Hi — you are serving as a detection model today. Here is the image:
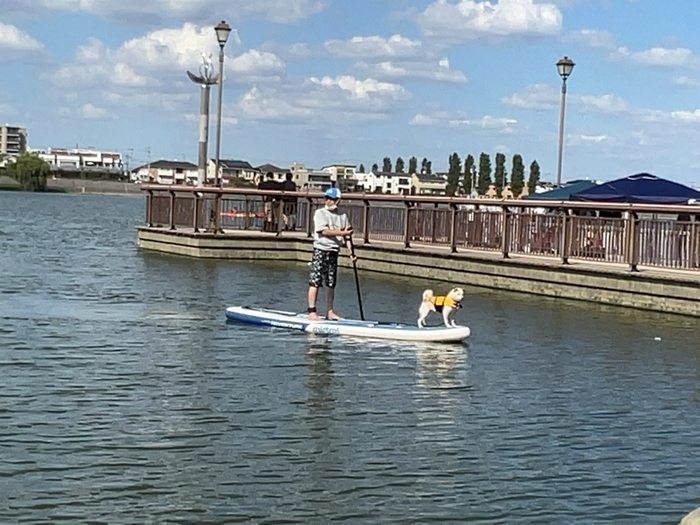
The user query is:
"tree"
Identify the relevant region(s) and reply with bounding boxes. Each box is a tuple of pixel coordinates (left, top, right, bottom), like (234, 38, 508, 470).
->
(358, 164, 365, 173)
(446, 152, 461, 196)
(395, 157, 405, 173)
(463, 154, 475, 195)
(408, 156, 418, 175)
(382, 157, 392, 172)
(510, 154, 525, 198)
(5, 151, 49, 191)
(421, 158, 432, 174)
(371, 163, 378, 172)
(494, 152, 507, 195)
(527, 160, 541, 195)
(477, 152, 492, 194)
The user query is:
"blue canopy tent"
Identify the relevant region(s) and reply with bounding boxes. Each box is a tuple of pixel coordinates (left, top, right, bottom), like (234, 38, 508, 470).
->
(569, 173, 700, 204)
(525, 180, 597, 200)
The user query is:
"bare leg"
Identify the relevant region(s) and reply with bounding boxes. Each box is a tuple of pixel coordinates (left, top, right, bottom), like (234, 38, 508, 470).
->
(326, 288, 342, 320)
(307, 286, 321, 320)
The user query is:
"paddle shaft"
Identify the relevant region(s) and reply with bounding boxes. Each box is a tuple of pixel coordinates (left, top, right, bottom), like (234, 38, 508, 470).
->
(348, 236, 365, 320)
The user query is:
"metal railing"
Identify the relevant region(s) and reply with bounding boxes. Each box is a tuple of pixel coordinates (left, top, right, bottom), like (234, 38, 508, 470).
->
(142, 185, 700, 272)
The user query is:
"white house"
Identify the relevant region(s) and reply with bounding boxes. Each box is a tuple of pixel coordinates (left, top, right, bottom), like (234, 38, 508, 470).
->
(362, 171, 412, 195)
(131, 160, 198, 185)
(207, 159, 259, 185)
(36, 147, 123, 173)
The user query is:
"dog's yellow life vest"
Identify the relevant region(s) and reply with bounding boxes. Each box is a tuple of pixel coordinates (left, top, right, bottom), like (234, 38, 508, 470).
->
(430, 295, 461, 312)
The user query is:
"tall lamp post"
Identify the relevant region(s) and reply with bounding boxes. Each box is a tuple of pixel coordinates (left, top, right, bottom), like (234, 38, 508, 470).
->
(214, 20, 231, 189)
(555, 56, 575, 187)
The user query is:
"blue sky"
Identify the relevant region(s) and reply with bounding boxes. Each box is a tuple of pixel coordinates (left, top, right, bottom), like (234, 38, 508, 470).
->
(3, 0, 700, 186)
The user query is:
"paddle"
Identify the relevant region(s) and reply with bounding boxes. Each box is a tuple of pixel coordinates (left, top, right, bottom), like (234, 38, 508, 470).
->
(347, 236, 365, 320)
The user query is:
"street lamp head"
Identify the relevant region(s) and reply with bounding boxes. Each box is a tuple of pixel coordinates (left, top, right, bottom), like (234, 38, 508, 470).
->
(215, 20, 232, 47)
(556, 56, 575, 80)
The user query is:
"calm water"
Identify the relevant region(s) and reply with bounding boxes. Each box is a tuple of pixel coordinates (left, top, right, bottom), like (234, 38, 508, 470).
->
(1, 191, 699, 524)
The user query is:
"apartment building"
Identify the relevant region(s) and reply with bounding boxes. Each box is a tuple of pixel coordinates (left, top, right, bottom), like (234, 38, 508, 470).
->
(0, 125, 27, 156)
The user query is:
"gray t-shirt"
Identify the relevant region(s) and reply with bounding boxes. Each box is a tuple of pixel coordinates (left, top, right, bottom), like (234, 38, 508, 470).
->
(313, 207, 350, 251)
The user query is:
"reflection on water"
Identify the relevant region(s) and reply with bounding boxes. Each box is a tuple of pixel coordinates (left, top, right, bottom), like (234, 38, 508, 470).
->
(2, 192, 700, 523)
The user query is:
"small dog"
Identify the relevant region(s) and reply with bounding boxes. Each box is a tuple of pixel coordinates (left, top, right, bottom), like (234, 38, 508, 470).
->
(417, 288, 464, 328)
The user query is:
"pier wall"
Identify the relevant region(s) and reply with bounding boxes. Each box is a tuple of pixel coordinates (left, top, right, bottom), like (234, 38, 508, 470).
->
(137, 227, 700, 318)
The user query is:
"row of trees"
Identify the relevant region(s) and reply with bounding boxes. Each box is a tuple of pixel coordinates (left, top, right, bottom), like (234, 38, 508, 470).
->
(2, 151, 49, 191)
(446, 152, 541, 197)
(358, 157, 433, 176)
(359, 153, 541, 197)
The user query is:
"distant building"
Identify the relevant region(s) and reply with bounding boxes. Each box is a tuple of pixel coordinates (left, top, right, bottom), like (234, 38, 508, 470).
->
(256, 163, 287, 184)
(132, 160, 197, 185)
(290, 162, 310, 189)
(362, 171, 412, 195)
(209, 159, 259, 185)
(36, 147, 123, 174)
(411, 173, 447, 195)
(0, 125, 27, 156)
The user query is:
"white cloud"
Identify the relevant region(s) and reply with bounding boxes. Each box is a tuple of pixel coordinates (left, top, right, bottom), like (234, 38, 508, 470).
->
(324, 34, 467, 83)
(578, 94, 627, 114)
(504, 84, 627, 114)
(502, 83, 558, 109)
(670, 109, 700, 123)
(236, 76, 409, 124)
(564, 29, 616, 50)
(0, 21, 43, 61)
(50, 23, 287, 117)
(229, 49, 285, 80)
(410, 111, 517, 132)
(324, 35, 423, 60)
(359, 58, 468, 83)
(613, 46, 694, 67)
(572, 134, 609, 143)
(0, 103, 18, 115)
(674, 76, 697, 87)
(418, 0, 562, 41)
(5, 0, 327, 24)
(80, 103, 106, 118)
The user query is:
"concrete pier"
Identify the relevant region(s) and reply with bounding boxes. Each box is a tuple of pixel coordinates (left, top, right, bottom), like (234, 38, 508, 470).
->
(137, 227, 700, 318)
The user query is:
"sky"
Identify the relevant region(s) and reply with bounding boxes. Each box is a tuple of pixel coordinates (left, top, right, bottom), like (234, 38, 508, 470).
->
(3, 0, 700, 186)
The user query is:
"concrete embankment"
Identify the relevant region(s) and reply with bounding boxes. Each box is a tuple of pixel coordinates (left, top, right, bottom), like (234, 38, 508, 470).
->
(47, 179, 142, 194)
(137, 227, 700, 318)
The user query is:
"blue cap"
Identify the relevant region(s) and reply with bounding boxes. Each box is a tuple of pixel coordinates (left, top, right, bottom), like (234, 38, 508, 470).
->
(324, 188, 342, 200)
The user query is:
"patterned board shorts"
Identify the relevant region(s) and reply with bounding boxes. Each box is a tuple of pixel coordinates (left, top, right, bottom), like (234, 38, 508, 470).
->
(309, 249, 339, 288)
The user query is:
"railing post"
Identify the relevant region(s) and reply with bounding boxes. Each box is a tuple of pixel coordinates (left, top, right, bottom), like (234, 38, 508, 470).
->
(146, 190, 154, 227)
(627, 211, 640, 272)
(193, 192, 201, 232)
(501, 205, 510, 259)
(244, 196, 250, 230)
(431, 202, 438, 244)
(169, 190, 176, 231)
(403, 201, 412, 248)
(214, 192, 223, 234)
(560, 209, 571, 264)
(306, 197, 314, 238)
(690, 215, 698, 269)
(363, 199, 370, 244)
(450, 203, 458, 253)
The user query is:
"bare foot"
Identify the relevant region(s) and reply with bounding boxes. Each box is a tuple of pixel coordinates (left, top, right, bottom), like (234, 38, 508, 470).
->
(327, 311, 343, 321)
(308, 312, 321, 321)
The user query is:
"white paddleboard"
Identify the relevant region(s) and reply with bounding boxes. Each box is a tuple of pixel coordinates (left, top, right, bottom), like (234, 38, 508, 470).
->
(225, 306, 470, 343)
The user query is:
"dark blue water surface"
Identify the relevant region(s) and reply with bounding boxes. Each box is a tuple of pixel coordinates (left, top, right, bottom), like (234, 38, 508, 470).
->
(1, 191, 699, 524)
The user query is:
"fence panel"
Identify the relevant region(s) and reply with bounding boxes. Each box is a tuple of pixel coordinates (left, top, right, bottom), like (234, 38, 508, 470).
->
(569, 217, 626, 263)
(507, 212, 562, 257)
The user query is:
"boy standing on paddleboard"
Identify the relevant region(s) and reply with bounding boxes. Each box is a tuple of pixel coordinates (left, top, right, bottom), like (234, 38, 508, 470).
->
(307, 188, 357, 321)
